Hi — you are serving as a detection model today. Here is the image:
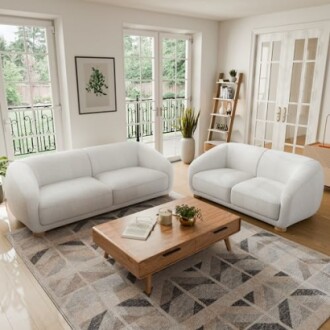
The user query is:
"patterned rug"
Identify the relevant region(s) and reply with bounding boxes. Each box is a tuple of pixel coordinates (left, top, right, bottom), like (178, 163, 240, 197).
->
(7, 195, 330, 330)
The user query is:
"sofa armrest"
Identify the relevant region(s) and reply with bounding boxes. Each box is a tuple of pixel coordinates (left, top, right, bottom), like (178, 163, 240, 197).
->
(4, 161, 40, 231)
(278, 160, 323, 228)
(188, 144, 227, 190)
(137, 143, 173, 192)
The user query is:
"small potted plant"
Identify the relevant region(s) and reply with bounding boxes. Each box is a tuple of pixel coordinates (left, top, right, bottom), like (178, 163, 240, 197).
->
(0, 156, 9, 204)
(175, 204, 203, 226)
(229, 69, 237, 82)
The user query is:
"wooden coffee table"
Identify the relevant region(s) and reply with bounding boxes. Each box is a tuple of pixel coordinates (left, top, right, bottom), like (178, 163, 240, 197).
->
(93, 197, 240, 295)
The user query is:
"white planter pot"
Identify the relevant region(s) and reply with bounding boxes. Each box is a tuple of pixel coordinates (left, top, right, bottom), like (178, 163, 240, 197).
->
(181, 138, 195, 164)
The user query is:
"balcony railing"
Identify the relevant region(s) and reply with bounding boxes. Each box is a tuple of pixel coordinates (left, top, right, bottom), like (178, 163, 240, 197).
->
(126, 97, 186, 141)
(8, 104, 56, 156)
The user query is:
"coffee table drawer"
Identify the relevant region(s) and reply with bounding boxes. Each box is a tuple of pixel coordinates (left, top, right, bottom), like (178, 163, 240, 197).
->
(138, 240, 195, 278)
(195, 219, 240, 251)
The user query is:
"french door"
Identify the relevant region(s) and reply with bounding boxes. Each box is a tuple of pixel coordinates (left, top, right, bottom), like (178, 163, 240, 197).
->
(0, 17, 62, 159)
(251, 27, 329, 154)
(124, 30, 192, 160)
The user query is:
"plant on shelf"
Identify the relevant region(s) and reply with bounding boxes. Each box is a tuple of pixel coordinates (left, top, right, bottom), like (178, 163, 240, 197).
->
(175, 204, 203, 226)
(0, 156, 9, 204)
(178, 108, 200, 165)
(229, 69, 237, 82)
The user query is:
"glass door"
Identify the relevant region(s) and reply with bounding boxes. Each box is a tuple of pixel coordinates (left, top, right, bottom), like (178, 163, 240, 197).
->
(0, 19, 61, 159)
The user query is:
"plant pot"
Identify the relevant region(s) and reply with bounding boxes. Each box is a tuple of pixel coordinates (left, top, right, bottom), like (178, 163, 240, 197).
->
(179, 216, 196, 227)
(181, 137, 195, 164)
(230, 76, 237, 82)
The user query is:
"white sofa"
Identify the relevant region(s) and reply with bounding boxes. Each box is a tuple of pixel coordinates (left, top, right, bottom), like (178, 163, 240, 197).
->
(5, 141, 173, 234)
(189, 143, 324, 231)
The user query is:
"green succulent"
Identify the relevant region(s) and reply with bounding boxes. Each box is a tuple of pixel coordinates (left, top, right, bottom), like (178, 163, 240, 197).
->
(175, 204, 203, 221)
(229, 69, 237, 77)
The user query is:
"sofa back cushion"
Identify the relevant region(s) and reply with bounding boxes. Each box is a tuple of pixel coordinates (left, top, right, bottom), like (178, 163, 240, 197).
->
(226, 143, 266, 176)
(23, 150, 92, 187)
(85, 142, 139, 176)
(257, 149, 311, 184)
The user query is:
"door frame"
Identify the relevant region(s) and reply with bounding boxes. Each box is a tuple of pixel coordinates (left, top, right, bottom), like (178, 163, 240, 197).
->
(248, 20, 330, 147)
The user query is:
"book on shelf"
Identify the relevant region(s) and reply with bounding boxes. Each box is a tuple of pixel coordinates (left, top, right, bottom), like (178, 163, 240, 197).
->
(121, 216, 157, 240)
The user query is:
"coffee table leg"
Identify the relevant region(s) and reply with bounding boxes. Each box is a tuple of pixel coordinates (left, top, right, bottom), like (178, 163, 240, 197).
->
(144, 274, 153, 296)
(224, 237, 231, 251)
(104, 251, 109, 259)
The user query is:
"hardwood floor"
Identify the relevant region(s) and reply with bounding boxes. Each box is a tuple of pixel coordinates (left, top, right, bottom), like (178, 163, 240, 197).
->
(0, 161, 329, 329)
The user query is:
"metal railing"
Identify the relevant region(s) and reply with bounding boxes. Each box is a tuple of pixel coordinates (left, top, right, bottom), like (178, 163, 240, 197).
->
(126, 97, 186, 141)
(8, 104, 56, 156)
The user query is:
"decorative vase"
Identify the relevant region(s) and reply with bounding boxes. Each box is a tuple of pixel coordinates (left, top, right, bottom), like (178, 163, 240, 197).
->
(181, 138, 195, 164)
(179, 216, 196, 227)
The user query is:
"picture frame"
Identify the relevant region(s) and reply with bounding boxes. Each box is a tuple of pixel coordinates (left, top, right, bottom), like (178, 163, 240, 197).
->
(75, 56, 117, 114)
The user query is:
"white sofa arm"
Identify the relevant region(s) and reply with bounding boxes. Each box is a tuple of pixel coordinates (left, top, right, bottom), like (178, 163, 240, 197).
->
(188, 144, 227, 190)
(278, 160, 323, 228)
(4, 161, 40, 232)
(137, 143, 173, 192)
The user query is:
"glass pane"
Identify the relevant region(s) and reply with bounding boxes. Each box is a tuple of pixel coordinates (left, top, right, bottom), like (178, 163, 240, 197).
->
(176, 59, 186, 79)
(294, 39, 305, 60)
(141, 58, 152, 81)
(0, 25, 25, 52)
(261, 42, 270, 62)
(272, 41, 281, 61)
(36, 108, 55, 134)
(287, 104, 297, 124)
(124, 57, 140, 80)
(141, 36, 153, 57)
(163, 38, 175, 57)
(296, 127, 307, 146)
(285, 125, 296, 144)
(177, 39, 186, 58)
(126, 35, 140, 56)
(176, 81, 186, 98)
(290, 63, 302, 102)
(269, 63, 279, 101)
(265, 122, 273, 140)
(162, 59, 175, 80)
(302, 62, 315, 103)
(307, 38, 318, 60)
(255, 121, 265, 140)
(32, 84, 52, 106)
(25, 27, 47, 53)
(140, 81, 153, 100)
(299, 105, 309, 125)
(266, 103, 275, 121)
(162, 81, 175, 99)
(258, 63, 269, 100)
(125, 81, 140, 100)
(1, 53, 28, 82)
(256, 102, 266, 120)
(5, 83, 31, 107)
(29, 54, 50, 82)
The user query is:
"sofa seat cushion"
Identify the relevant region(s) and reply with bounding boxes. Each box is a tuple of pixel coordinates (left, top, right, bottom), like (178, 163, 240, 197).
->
(95, 167, 168, 205)
(192, 168, 254, 203)
(39, 177, 112, 225)
(231, 177, 285, 220)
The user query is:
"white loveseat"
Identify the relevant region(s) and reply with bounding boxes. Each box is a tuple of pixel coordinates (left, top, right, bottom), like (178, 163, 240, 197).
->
(189, 143, 323, 231)
(5, 141, 173, 234)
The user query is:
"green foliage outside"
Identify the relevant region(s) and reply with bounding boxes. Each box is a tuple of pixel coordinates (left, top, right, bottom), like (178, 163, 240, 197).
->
(0, 26, 49, 106)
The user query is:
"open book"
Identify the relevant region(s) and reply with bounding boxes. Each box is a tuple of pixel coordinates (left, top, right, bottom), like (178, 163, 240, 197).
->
(121, 216, 157, 240)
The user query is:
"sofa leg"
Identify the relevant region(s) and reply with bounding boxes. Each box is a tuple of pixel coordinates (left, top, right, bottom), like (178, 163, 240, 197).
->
(33, 232, 45, 238)
(274, 226, 287, 232)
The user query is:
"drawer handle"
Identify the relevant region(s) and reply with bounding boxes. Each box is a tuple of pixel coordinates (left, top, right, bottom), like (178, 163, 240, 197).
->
(213, 226, 228, 234)
(163, 247, 181, 257)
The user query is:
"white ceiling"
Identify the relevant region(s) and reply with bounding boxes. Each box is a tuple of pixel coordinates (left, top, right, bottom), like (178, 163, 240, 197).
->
(84, 0, 330, 20)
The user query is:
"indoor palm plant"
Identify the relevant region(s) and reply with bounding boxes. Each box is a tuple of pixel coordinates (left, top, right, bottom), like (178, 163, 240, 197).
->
(178, 108, 200, 164)
(0, 156, 9, 204)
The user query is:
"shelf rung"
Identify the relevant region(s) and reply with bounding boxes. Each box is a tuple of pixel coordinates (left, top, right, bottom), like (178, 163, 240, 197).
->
(208, 128, 228, 133)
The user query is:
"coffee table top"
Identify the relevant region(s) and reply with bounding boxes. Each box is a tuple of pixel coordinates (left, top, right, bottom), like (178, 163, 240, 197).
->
(93, 197, 240, 263)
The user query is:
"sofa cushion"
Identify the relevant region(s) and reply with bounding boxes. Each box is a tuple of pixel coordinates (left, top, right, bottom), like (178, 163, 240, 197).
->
(96, 167, 168, 205)
(85, 142, 139, 176)
(231, 177, 285, 220)
(23, 150, 92, 187)
(39, 177, 112, 225)
(192, 168, 254, 203)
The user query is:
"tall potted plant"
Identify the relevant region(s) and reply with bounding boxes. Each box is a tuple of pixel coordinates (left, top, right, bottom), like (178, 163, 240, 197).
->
(0, 156, 8, 204)
(178, 108, 200, 164)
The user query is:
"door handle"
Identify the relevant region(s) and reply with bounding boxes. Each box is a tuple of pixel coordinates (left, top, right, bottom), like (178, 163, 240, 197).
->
(276, 107, 281, 122)
(282, 107, 287, 122)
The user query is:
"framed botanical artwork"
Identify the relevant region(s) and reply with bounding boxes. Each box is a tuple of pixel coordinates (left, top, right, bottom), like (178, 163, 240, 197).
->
(75, 56, 117, 114)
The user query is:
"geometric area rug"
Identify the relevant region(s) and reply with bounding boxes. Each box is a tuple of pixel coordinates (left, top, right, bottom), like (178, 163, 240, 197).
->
(7, 195, 330, 330)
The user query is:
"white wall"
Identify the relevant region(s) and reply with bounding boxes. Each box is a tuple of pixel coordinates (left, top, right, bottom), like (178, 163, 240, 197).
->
(0, 0, 219, 155)
(218, 5, 330, 145)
